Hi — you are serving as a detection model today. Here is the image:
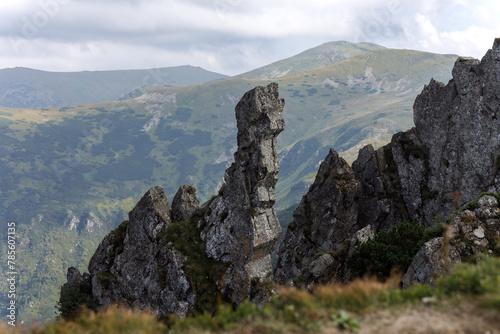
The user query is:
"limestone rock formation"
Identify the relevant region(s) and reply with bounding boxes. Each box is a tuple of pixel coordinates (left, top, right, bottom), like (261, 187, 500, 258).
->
(274, 149, 361, 285)
(403, 194, 500, 288)
(200, 82, 284, 303)
(171, 185, 200, 222)
(275, 39, 500, 286)
(88, 186, 194, 317)
(61, 83, 284, 317)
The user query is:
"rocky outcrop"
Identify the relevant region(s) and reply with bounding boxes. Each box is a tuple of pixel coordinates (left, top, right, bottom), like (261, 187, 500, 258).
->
(352, 144, 408, 231)
(171, 184, 200, 222)
(274, 149, 360, 285)
(397, 38, 500, 225)
(61, 83, 284, 317)
(401, 237, 460, 288)
(88, 186, 194, 317)
(200, 83, 284, 303)
(275, 39, 500, 286)
(403, 194, 500, 288)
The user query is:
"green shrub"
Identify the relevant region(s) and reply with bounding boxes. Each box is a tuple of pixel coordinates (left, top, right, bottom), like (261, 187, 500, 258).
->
(57, 280, 96, 319)
(346, 219, 444, 281)
(164, 217, 230, 315)
(331, 310, 361, 332)
(437, 255, 500, 297)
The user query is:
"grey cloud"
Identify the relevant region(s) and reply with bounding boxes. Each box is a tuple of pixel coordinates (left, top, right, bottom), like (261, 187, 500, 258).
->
(1, 0, 499, 74)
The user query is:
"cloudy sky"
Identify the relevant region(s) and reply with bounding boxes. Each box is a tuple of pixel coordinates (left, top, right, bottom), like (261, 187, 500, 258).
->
(1, 0, 499, 75)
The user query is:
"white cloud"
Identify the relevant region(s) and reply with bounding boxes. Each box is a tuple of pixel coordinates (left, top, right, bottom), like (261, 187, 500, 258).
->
(0, 0, 499, 74)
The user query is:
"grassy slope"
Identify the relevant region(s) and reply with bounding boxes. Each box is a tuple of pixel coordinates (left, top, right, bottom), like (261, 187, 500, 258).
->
(5, 256, 499, 333)
(237, 41, 386, 79)
(0, 46, 457, 323)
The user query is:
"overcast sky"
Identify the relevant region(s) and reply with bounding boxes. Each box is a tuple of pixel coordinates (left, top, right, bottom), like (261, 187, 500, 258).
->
(1, 0, 499, 75)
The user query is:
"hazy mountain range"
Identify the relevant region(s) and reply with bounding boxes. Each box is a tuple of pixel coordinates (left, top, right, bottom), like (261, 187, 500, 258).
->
(0, 66, 228, 108)
(0, 41, 457, 322)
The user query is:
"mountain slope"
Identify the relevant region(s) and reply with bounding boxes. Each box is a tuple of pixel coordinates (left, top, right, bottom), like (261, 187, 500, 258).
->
(0, 44, 457, 322)
(237, 41, 385, 79)
(0, 66, 228, 108)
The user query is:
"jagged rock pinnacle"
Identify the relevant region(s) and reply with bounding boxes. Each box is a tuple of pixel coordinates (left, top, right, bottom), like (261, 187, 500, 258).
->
(275, 38, 500, 286)
(201, 82, 285, 303)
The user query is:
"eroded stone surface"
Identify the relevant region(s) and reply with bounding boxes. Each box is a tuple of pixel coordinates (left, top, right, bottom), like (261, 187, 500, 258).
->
(201, 83, 284, 303)
(402, 237, 460, 288)
(88, 186, 194, 317)
(274, 149, 360, 285)
(171, 185, 200, 222)
(403, 194, 500, 287)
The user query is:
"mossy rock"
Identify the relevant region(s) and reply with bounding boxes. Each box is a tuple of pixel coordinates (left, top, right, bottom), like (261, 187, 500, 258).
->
(164, 217, 230, 315)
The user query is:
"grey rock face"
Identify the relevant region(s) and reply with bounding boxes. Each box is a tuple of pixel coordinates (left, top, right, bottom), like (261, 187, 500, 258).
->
(88, 186, 194, 317)
(352, 144, 407, 231)
(274, 149, 360, 285)
(171, 185, 200, 222)
(201, 82, 284, 303)
(403, 194, 500, 288)
(357, 38, 500, 228)
(65, 267, 85, 287)
(405, 39, 500, 225)
(275, 39, 500, 286)
(402, 237, 460, 288)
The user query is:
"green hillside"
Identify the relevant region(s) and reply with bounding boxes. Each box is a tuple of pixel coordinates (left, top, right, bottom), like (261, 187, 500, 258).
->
(0, 66, 228, 108)
(0, 44, 457, 323)
(237, 41, 385, 79)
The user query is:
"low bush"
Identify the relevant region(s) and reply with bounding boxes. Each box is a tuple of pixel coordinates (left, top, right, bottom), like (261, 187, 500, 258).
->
(346, 219, 445, 281)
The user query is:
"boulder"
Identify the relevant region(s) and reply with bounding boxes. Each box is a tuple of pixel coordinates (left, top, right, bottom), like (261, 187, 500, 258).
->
(402, 237, 460, 288)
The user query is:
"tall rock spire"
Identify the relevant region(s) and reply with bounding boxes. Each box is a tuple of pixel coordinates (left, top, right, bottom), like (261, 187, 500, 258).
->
(201, 82, 285, 304)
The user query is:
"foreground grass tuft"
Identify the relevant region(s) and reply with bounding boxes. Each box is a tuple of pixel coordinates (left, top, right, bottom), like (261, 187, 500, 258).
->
(3, 257, 498, 334)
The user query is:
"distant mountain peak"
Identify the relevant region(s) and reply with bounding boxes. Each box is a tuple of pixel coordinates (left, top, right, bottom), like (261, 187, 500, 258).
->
(237, 41, 385, 80)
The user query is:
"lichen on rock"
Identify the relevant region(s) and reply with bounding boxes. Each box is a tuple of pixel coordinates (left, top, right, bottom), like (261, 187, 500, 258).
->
(403, 193, 500, 288)
(200, 82, 285, 304)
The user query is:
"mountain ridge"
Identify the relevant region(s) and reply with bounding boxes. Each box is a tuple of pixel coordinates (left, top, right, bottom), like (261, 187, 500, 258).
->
(0, 65, 228, 108)
(237, 41, 386, 79)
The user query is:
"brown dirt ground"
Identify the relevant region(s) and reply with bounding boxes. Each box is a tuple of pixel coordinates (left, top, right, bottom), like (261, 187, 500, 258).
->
(322, 302, 500, 334)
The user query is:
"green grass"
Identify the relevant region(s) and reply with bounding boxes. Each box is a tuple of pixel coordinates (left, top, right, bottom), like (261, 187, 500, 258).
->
(15, 256, 499, 334)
